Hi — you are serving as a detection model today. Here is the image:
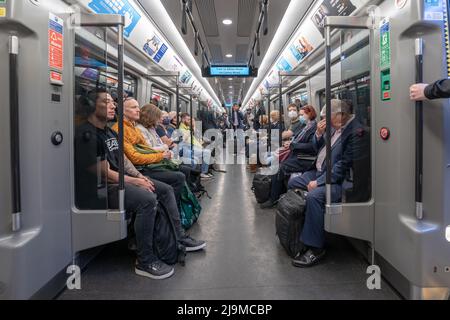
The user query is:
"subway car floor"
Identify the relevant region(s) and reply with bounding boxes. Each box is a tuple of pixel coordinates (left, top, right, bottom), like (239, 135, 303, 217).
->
(58, 164, 400, 300)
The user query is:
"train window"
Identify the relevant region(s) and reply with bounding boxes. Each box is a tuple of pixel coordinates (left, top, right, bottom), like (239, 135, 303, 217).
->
(151, 85, 171, 111)
(73, 29, 115, 210)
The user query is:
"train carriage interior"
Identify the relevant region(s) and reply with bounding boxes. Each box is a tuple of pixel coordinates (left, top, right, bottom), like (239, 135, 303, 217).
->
(1, 0, 450, 303)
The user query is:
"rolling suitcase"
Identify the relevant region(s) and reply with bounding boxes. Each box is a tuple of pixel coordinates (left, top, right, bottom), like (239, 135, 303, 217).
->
(275, 189, 307, 258)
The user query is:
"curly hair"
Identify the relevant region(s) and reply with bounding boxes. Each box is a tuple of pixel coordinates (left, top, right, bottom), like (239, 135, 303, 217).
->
(139, 103, 161, 128)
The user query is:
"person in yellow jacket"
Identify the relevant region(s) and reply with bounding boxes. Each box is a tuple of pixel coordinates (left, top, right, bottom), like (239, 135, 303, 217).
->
(112, 98, 187, 206)
(178, 113, 213, 179)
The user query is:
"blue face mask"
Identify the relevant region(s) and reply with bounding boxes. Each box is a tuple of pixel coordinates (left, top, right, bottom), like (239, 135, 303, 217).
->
(299, 115, 307, 124)
(162, 118, 170, 125)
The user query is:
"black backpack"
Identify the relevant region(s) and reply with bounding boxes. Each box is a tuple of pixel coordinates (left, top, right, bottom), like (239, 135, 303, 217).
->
(251, 174, 272, 203)
(153, 202, 186, 266)
(275, 189, 307, 258)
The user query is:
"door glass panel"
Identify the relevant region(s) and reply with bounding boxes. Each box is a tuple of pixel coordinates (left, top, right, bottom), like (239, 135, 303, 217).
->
(337, 29, 372, 204)
(73, 28, 113, 210)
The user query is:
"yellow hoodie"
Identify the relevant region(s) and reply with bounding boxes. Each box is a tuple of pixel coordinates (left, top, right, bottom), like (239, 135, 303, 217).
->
(112, 119, 164, 165)
(179, 122, 202, 147)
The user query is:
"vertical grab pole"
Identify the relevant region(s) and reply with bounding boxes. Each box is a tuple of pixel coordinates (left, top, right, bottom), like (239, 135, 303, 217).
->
(117, 23, 125, 213)
(267, 94, 271, 152)
(190, 94, 194, 166)
(9, 36, 21, 232)
(176, 73, 180, 127)
(415, 38, 424, 220)
(279, 74, 283, 148)
(325, 25, 332, 206)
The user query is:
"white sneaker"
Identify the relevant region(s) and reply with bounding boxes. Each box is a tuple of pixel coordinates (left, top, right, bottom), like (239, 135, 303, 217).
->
(200, 173, 213, 179)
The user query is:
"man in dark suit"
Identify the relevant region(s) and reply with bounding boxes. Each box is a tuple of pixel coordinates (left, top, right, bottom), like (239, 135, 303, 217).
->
(288, 99, 369, 267)
(230, 104, 244, 130)
(253, 101, 266, 130)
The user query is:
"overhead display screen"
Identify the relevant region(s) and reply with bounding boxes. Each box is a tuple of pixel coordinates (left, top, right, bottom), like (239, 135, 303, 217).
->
(203, 65, 258, 78)
(210, 66, 250, 76)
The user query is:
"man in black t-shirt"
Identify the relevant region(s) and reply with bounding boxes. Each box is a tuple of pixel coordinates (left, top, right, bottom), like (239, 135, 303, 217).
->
(75, 89, 205, 280)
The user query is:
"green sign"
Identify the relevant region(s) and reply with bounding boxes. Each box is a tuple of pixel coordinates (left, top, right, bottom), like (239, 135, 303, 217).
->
(0, 0, 6, 4)
(380, 18, 391, 70)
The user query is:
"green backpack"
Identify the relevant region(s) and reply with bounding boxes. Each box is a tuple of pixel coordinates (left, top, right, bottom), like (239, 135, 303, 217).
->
(180, 182, 202, 230)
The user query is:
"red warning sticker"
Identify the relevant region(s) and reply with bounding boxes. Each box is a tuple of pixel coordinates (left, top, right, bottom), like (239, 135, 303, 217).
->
(50, 71, 62, 82)
(49, 13, 63, 70)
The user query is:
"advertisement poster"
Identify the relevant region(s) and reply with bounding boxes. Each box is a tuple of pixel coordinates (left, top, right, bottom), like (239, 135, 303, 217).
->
(143, 34, 162, 58)
(88, 0, 141, 37)
(277, 57, 293, 72)
(311, 0, 357, 36)
(154, 43, 168, 63)
(289, 36, 314, 62)
(180, 70, 193, 84)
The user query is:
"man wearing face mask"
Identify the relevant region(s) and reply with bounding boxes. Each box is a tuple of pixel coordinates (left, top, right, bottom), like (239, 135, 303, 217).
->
(282, 104, 306, 140)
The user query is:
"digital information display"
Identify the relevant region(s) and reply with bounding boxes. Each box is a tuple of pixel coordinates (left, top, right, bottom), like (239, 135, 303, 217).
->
(210, 66, 250, 76)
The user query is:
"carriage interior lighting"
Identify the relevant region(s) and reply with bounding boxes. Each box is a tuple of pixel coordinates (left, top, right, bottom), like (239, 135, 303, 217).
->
(446, 226, 450, 242)
(222, 19, 233, 25)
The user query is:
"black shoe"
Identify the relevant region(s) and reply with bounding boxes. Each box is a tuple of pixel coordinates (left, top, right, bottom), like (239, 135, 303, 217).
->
(135, 260, 174, 280)
(260, 199, 276, 209)
(179, 236, 206, 252)
(292, 248, 326, 268)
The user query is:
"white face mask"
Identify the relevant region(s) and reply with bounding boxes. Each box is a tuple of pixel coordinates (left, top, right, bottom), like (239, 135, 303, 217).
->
(288, 111, 298, 119)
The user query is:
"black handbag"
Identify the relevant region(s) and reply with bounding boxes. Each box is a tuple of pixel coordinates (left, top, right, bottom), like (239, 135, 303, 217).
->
(251, 174, 272, 203)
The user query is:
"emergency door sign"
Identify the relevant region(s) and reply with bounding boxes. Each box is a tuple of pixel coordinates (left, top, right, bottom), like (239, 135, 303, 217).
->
(49, 13, 63, 70)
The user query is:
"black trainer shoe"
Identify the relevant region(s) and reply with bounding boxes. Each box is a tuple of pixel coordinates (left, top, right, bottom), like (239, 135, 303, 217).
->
(260, 199, 276, 209)
(135, 260, 174, 280)
(292, 248, 326, 268)
(179, 236, 206, 252)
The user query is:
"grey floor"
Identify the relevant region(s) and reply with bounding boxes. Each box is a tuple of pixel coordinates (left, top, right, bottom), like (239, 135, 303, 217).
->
(59, 164, 399, 300)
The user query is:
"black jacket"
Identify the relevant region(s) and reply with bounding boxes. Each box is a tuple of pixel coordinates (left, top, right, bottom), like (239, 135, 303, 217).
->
(425, 79, 450, 99)
(290, 121, 317, 156)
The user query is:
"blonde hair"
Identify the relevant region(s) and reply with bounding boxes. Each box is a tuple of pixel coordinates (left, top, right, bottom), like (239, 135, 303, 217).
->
(139, 104, 161, 128)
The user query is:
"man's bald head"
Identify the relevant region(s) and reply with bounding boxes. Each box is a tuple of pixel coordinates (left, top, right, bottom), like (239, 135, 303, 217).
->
(124, 98, 141, 122)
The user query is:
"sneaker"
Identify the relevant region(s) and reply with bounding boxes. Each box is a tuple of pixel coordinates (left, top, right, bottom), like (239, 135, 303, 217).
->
(179, 236, 206, 252)
(260, 199, 276, 209)
(200, 173, 214, 180)
(135, 260, 174, 280)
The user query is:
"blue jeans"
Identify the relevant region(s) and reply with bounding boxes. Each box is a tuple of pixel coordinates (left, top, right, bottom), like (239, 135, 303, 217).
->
(288, 170, 342, 248)
(180, 143, 212, 174)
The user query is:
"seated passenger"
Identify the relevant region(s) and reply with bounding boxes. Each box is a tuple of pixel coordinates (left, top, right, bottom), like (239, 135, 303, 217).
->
(282, 104, 306, 140)
(166, 111, 178, 138)
(75, 89, 204, 280)
(288, 99, 368, 267)
(136, 106, 171, 152)
(156, 111, 176, 148)
(112, 98, 186, 207)
(260, 105, 318, 208)
(178, 112, 213, 179)
(269, 110, 284, 131)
